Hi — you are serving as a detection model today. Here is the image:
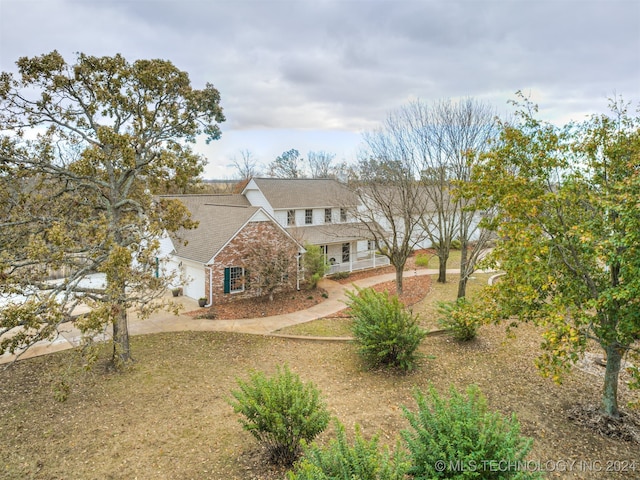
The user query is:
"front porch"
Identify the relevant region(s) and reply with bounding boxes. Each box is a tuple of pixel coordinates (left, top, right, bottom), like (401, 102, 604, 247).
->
(289, 224, 390, 277)
(327, 249, 390, 275)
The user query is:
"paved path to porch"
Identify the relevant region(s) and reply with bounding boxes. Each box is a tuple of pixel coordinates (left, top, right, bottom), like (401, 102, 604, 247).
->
(1, 268, 463, 365)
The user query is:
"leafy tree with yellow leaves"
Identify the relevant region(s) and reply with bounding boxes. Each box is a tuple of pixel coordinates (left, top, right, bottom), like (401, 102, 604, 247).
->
(468, 94, 640, 418)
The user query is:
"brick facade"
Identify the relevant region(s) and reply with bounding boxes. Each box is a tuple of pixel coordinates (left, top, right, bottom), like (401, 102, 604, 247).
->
(205, 221, 300, 304)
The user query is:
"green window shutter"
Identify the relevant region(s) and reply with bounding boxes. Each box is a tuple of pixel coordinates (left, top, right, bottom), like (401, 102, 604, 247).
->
(223, 267, 230, 294)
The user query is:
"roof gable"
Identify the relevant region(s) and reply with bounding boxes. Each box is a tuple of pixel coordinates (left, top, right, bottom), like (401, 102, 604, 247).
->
(160, 195, 256, 263)
(160, 194, 302, 264)
(245, 177, 357, 209)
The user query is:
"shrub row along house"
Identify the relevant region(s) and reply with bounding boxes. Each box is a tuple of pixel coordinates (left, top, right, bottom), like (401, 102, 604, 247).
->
(159, 178, 389, 304)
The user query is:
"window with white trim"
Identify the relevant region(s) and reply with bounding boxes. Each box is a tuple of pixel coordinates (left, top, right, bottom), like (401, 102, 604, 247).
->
(305, 209, 313, 225)
(229, 266, 244, 293)
(324, 208, 332, 223)
(287, 209, 295, 226)
(340, 208, 347, 222)
(342, 243, 350, 263)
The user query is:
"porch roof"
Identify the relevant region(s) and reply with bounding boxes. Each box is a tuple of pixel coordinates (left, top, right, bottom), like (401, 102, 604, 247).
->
(288, 223, 376, 245)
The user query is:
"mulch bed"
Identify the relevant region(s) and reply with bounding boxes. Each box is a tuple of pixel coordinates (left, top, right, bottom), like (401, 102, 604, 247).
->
(567, 404, 640, 444)
(185, 268, 432, 321)
(185, 287, 329, 320)
(331, 274, 432, 318)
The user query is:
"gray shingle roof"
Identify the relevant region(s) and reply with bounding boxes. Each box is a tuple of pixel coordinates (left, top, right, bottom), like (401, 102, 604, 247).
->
(288, 223, 377, 245)
(250, 178, 357, 209)
(160, 195, 259, 263)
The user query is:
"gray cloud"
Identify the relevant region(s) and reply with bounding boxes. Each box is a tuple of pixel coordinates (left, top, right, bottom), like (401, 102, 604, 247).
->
(1, 0, 639, 174)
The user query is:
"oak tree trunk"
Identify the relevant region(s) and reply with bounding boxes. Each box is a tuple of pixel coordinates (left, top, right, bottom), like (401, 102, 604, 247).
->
(111, 301, 132, 367)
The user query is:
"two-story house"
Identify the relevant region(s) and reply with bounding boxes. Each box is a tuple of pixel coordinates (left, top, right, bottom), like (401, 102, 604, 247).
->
(242, 178, 389, 274)
(158, 193, 304, 305)
(158, 178, 390, 303)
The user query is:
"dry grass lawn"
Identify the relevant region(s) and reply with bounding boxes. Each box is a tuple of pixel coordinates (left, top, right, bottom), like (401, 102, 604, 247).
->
(1, 272, 639, 479)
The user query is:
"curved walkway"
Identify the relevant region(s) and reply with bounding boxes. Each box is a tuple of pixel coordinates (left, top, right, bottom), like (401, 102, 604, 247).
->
(0, 268, 462, 365)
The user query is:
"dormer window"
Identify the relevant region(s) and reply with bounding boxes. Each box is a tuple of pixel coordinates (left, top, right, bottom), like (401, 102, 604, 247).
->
(305, 209, 313, 225)
(324, 208, 332, 223)
(287, 209, 295, 226)
(340, 208, 347, 222)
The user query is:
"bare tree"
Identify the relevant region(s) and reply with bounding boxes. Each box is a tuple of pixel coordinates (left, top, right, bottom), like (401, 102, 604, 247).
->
(231, 149, 261, 180)
(308, 151, 336, 178)
(348, 110, 429, 295)
(406, 98, 498, 295)
(243, 236, 299, 302)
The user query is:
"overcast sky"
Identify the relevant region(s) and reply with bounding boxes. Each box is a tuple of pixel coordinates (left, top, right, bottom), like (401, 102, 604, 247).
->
(1, 0, 639, 178)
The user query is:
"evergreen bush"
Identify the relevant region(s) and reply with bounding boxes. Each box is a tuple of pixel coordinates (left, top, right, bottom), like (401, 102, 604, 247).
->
(303, 244, 330, 289)
(437, 298, 482, 341)
(402, 385, 539, 479)
(228, 364, 330, 466)
(347, 287, 426, 372)
(414, 253, 431, 267)
(287, 421, 408, 480)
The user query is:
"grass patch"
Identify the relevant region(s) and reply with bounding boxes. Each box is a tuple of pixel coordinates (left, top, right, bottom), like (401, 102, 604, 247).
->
(412, 273, 491, 330)
(418, 249, 462, 269)
(2, 271, 637, 480)
(277, 273, 492, 337)
(275, 318, 354, 337)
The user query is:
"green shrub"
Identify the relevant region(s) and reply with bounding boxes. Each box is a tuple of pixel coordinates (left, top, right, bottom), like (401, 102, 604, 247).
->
(437, 298, 482, 341)
(402, 385, 539, 479)
(303, 244, 330, 289)
(287, 421, 408, 480)
(329, 271, 350, 280)
(346, 287, 426, 372)
(415, 253, 432, 267)
(309, 272, 322, 289)
(228, 364, 330, 466)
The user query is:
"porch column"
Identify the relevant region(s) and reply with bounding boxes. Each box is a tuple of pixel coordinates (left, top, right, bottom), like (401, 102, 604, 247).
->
(349, 242, 353, 272)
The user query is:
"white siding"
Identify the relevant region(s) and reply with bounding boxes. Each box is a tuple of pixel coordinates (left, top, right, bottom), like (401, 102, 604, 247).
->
(157, 231, 176, 259)
(356, 240, 369, 253)
(312, 208, 323, 225)
(252, 210, 270, 222)
(274, 209, 288, 227)
(326, 244, 347, 265)
(158, 231, 181, 287)
(159, 250, 205, 299)
(182, 259, 206, 300)
(244, 183, 273, 215)
(162, 257, 182, 288)
(278, 209, 304, 227)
